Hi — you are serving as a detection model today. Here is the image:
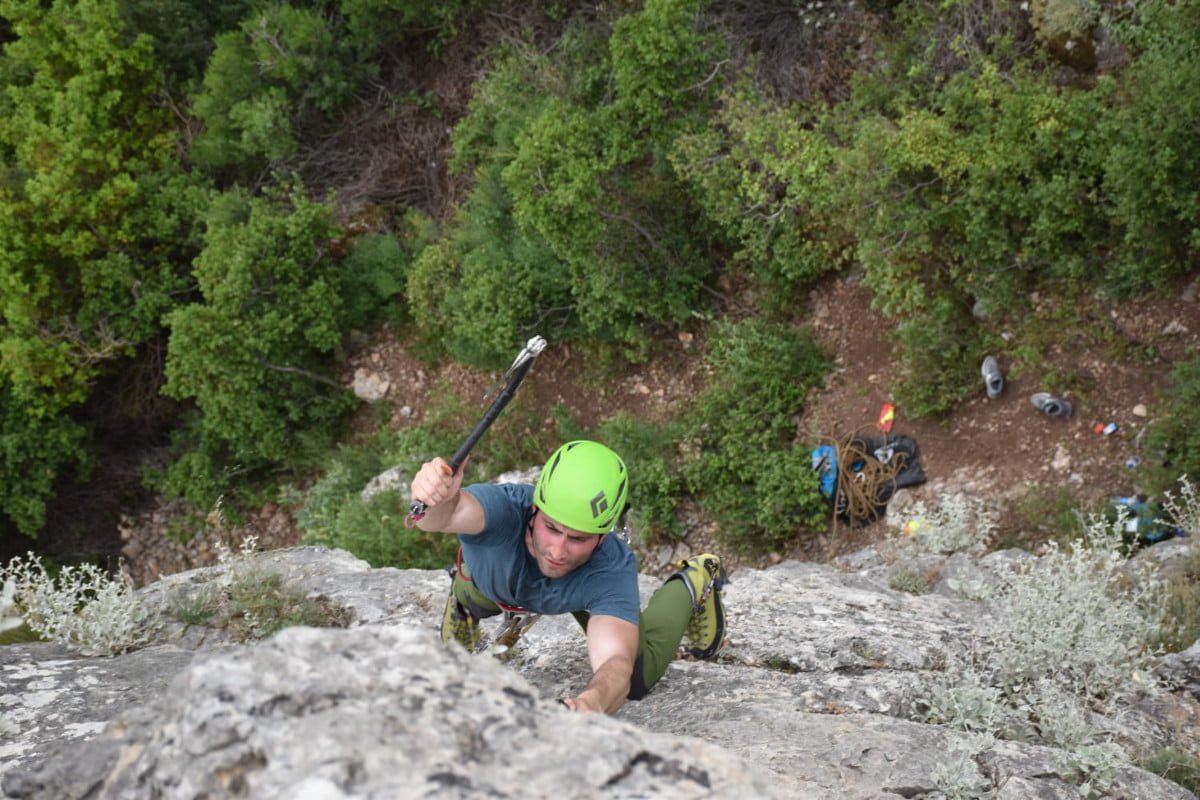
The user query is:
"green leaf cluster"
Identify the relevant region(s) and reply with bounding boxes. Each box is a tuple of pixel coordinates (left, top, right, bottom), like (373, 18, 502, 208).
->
(417, 0, 726, 366)
(1143, 354, 1200, 498)
(681, 318, 832, 551)
(157, 184, 360, 507)
(0, 0, 205, 533)
(672, 80, 852, 302)
(191, 4, 366, 175)
(4, 0, 1200, 558)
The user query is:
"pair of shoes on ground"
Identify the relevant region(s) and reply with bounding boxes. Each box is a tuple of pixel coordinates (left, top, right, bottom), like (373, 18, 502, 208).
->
(982, 356, 1071, 418)
(670, 553, 728, 660)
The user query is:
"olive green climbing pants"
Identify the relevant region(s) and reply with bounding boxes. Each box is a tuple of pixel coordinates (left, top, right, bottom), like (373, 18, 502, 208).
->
(448, 560, 693, 701)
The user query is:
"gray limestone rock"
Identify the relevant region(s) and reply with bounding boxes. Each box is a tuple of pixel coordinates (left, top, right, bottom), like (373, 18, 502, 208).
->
(2, 544, 1197, 800)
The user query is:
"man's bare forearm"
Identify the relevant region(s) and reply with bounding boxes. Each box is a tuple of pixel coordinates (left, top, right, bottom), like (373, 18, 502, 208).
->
(575, 655, 633, 714)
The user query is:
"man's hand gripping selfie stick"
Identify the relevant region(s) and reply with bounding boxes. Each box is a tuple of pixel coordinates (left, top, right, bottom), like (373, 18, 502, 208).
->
(406, 336, 547, 525)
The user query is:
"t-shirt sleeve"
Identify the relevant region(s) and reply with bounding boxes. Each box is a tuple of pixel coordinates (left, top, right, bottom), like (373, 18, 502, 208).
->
(586, 540, 641, 625)
(461, 483, 530, 547)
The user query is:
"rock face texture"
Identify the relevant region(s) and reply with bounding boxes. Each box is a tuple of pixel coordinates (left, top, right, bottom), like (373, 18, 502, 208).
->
(2, 545, 1197, 799)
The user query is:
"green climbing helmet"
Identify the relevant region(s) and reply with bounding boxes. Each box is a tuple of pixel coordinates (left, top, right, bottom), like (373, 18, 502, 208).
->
(533, 440, 628, 534)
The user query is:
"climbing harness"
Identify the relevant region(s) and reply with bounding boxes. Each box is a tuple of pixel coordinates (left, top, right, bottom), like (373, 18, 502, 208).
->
(448, 546, 542, 658)
(489, 611, 542, 659)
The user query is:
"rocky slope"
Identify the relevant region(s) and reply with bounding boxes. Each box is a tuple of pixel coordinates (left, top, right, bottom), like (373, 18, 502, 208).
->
(2, 541, 1197, 799)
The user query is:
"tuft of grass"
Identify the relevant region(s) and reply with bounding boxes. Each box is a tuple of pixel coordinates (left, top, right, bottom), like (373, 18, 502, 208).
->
(170, 569, 348, 642)
(1139, 748, 1200, 795)
(994, 484, 1088, 552)
(1151, 542, 1200, 654)
(890, 567, 933, 595)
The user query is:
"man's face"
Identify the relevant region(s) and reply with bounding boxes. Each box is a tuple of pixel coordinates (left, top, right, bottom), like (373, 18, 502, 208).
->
(525, 510, 603, 579)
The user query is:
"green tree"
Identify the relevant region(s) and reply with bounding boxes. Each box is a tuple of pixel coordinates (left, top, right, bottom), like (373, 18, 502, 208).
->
(498, 0, 724, 358)
(190, 3, 366, 177)
(1100, 0, 1200, 292)
(338, 0, 475, 57)
(0, 0, 204, 534)
(682, 318, 831, 552)
(672, 79, 852, 301)
(407, 167, 571, 369)
(160, 184, 357, 507)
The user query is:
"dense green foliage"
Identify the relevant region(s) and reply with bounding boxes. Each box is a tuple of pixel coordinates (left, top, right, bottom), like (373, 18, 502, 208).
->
(191, 4, 366, 176)
(158, 184, 365, 508)
(682, 318, 832, 552)
(2, 0, 1198, 562)
(1144, 354, 1200, 498)
(419, 0, 725, 367)
(0, 0, 205, 533)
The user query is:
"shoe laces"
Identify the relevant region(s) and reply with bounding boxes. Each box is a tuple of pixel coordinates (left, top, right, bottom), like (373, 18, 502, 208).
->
(684, 563, 717, 639)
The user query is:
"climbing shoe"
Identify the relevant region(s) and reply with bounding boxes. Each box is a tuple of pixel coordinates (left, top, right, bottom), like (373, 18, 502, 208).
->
(981, 356, 1005, 400)
(440, 590, 481, 651)
(670, 553, 728, 660)
(1030, 392, 1072, 418)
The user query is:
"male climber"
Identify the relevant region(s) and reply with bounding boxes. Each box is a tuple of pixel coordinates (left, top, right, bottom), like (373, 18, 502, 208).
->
(409, 440, 727, 714)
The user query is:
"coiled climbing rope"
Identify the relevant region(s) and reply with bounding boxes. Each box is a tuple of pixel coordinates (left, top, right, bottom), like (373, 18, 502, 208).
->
(823, 429, 908, 532)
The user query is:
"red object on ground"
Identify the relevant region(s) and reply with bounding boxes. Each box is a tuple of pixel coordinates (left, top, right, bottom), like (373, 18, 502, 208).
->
(878, 402, 896, 433)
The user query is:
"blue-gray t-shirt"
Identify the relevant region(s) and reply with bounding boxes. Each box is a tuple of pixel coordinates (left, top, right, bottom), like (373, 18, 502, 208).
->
(459, 483, 640, 625)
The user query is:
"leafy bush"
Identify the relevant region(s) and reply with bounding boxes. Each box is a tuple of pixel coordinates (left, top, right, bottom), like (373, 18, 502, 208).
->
(1099, 0, 1200, 293)
(595, 412, 687, 543)
(682, 318, 832, 552)
(190, 3, 366, 175)
(0, 0, 205, 534)
(672, 80, 852, 299)
(1143, 356, 1200, 496)
(118, 0, 255, 85)
(919, 515, 1165, 781)
(406, 169, 572, 369)
(338, 0, 473, 57)
(158, 184, 358, 508)
(1, 555, 156, 656)
(339, 212, 432, 329)
(422, 1, 727, 365)
(890, 295, 988, 419)
(318, 491, 460, 570)
(300, 424, 478, 569)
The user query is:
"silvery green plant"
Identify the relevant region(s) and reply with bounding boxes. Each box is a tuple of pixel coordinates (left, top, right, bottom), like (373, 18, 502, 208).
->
(1, 577, 23, 634)
(984, 517, 1163, 704)
(1160, 474, 1200, 535)
(929, 733, 997, 799)
(897, 493, 995, 556)
(920, 513, 1164, 785)
(0, 555, 156, 656)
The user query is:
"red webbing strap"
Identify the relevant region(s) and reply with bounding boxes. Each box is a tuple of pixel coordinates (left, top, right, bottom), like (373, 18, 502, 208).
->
(454, 546, 528, 614)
